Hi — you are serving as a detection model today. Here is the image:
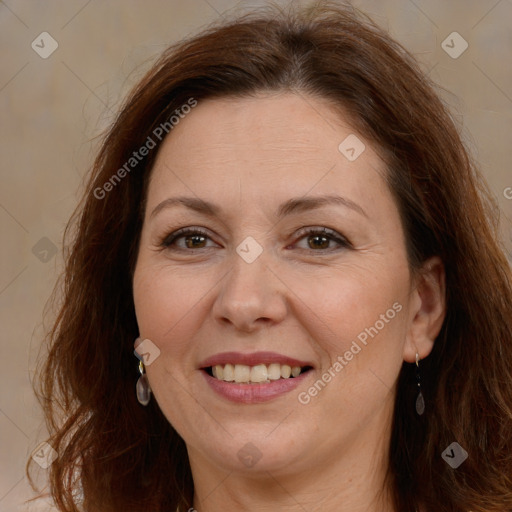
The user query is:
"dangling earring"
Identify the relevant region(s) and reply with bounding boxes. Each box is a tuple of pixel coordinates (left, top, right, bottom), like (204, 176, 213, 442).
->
(136, 360, 151, 406)
(415, 352, 425, 415)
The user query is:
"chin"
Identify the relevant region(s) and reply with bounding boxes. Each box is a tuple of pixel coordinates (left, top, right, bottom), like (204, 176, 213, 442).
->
(188, 425, 313, 475)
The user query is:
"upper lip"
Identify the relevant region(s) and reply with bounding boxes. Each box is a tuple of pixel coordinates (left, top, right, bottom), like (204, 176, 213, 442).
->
(199, 351, 314, 369)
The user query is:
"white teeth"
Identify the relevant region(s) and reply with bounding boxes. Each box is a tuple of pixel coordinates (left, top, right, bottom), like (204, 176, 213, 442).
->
(209, 363, 308, 383)
(234, 364, 251, 383)
(213, 365, 224, 380)
(291, 366, 301, 377)
(223, 363, 235, 382)
(250, 364, 268, 383)
(268, 363, 281, 380)
(280, 364, 291, 378)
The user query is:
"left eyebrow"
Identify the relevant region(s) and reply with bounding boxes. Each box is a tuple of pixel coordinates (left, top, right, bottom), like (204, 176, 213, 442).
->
(275, 194, 368, 219)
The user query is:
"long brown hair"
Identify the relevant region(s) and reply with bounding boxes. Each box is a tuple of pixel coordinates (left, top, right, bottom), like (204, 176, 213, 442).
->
(29, 2, 512, 511)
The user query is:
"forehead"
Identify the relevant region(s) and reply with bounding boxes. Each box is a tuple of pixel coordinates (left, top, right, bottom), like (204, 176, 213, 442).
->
(146, 93, 389, 215)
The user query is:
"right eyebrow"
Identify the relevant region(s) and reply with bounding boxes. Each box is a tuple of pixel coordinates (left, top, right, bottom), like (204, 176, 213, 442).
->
(150, 196, 219, 219)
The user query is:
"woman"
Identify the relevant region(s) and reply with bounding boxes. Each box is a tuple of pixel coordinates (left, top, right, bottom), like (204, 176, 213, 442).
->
(29, 2, 512, 511)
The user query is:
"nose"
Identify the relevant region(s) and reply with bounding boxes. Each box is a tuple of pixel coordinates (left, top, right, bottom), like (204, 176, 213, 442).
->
(212, 251, 288, 333)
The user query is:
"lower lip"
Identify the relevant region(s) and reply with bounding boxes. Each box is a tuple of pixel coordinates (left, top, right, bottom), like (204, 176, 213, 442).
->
(202, 370, 311, 404)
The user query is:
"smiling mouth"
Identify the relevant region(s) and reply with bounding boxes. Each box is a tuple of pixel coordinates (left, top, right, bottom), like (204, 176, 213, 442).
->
(204, 363, 313, 384)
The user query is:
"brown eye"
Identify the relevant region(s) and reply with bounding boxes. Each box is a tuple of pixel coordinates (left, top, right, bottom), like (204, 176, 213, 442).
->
(162, 228, 217, 250)
(307, 234, 331, 250)
(293, 227, 350, 252)
(184, 234, 207, 249)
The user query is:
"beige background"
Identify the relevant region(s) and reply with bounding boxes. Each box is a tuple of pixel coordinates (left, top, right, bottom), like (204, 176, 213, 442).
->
(1, 0, 511, 510)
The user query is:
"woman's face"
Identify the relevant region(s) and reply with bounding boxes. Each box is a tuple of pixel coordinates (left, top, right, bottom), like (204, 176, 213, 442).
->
(133, 93, 433, 478)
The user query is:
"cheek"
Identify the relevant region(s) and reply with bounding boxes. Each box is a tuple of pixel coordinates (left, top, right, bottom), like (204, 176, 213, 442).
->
(299, 278, 407, 409)
(288, 263, 408, 349)
(132, 266, 215, 436)
(133, 267, 188, 341)
(132, 261, 222, 365)
(295, 267, 410, 412)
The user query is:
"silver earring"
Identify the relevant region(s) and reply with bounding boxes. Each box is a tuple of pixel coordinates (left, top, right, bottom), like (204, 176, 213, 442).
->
(415, 352, 425, 415)
(136, 360, 151, 406)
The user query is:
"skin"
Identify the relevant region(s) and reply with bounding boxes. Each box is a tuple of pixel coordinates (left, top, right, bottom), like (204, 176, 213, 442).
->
(133, 92, 445, 512)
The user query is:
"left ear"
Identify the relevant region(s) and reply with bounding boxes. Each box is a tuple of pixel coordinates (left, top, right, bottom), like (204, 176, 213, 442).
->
(403, 256, 446, 363)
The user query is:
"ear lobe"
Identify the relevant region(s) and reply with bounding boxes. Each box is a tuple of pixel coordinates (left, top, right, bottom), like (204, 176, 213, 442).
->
(403, 256, 446, 363)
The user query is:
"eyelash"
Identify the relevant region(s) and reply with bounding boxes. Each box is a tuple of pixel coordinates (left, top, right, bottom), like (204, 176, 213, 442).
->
(160, 226, 351, 252)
